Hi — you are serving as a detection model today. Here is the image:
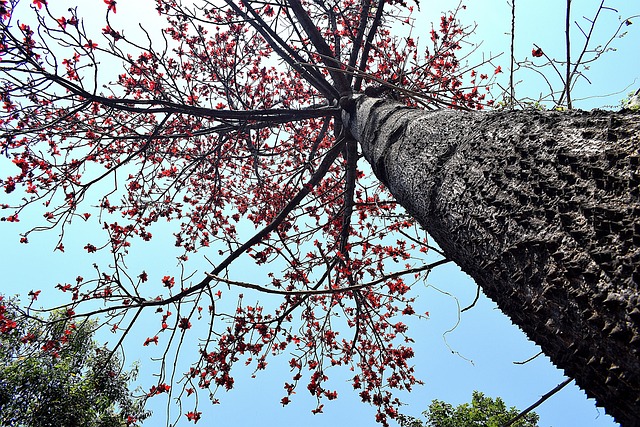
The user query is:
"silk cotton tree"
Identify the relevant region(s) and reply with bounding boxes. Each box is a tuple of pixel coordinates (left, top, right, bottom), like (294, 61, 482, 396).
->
(0, 0, 638, 426)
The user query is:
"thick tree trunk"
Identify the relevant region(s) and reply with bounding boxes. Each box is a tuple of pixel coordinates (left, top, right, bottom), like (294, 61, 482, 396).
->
(343, 95, 640, 426)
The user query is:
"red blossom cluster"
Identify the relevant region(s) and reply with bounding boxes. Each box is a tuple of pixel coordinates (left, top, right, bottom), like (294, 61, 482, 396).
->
(0, 297, 17, 333)
(148, 383, 171, 396)
(365, 10, 495, 109)
(2, 299, 55, 349)
(185, 411, 201, 423)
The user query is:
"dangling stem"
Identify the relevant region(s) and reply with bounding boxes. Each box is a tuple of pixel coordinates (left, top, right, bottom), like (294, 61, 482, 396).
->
(565, 0, 572, 109)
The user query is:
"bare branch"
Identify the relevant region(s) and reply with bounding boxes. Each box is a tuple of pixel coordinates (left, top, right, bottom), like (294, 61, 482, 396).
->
(501, 378, 572, 427)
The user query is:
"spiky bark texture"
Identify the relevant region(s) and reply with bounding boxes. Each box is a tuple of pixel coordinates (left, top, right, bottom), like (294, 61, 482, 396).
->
(344, 95, 640, 426)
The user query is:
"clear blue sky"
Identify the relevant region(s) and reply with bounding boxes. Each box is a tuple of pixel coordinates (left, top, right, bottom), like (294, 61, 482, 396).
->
(1, 1, 638, 426)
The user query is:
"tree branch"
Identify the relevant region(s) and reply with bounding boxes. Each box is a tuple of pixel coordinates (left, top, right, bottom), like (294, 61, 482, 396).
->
(501, 378, 572, 427)
(228, 0, 339, 99)
(354, 0, 385, 92)
(288, 0, 350, 93)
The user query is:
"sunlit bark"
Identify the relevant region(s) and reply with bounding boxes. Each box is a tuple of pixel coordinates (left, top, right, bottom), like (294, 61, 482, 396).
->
(345, 95, 640, 426)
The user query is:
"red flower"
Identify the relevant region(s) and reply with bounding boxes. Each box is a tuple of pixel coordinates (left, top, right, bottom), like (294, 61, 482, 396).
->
(162, 275, 174, 288)
(185, 411, 201, 423)
(32, 0, 46, 9)
(102, 25, 122, 40)
(494, 65, 502, 74)
(84, 243, 97, 253)
(21, 332, 36, 343)
(104, 0, 116, 13)
(178, 317, 191, 330)
(0, 318, 17, 333)
(532, 47, 544, 57)
(57, 283, 72, 292)
(148, 383, 170, 396)
(143, 336, 159, 346)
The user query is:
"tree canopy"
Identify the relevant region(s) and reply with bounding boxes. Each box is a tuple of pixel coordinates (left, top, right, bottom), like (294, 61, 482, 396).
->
(0, 296, 149, 427)
(397, 391, 539, 427)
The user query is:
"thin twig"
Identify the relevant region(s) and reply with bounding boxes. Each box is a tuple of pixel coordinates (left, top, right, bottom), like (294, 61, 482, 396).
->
(509, 0, 515, 107)
(461, 284, 480, 312)
(565, 0, 572, 109)
(513, 351, 543, 365)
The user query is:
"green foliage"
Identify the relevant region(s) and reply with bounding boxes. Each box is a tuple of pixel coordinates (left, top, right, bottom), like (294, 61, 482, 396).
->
(621, 90, 640, 111)
(398, 391, 539, 427)
(0, 297, 149, 427)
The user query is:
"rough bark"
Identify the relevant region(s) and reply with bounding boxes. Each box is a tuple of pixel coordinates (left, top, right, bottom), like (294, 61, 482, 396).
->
(343, 95, 640, 426)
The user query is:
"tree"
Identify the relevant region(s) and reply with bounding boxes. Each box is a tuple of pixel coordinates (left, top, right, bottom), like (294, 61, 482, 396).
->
(344, 95, 640, 426)
(397, 391, 539, 427)
(0, 0, 637, 426)
(0, 296, 149, 427)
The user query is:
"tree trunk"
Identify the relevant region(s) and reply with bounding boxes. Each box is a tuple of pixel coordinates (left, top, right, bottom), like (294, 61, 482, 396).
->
(343, 95, 640, 426)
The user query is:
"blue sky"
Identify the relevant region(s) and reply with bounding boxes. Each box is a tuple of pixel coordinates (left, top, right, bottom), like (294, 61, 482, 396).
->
(1, 1, 638, 426)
